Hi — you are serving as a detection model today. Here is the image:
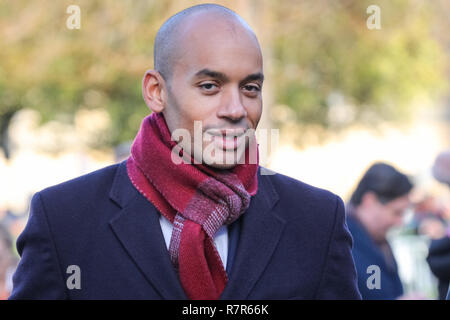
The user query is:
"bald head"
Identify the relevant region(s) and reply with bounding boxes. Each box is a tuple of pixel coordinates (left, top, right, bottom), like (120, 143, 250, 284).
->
(154, 4, 260, 83)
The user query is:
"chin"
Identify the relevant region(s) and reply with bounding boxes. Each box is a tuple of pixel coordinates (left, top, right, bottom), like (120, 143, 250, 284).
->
(202, 151, 245, 170)
(206, 161, 238, 170)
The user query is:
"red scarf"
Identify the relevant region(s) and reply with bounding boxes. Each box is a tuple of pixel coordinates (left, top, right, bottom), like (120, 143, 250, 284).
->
(126, 112, 258, 300)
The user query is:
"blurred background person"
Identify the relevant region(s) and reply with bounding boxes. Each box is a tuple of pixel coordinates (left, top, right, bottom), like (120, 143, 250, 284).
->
(427, 150, 450, 300)
(412, 195, 447, 240)
(346, 162, 414, 299)
(0, 223, 17, 299)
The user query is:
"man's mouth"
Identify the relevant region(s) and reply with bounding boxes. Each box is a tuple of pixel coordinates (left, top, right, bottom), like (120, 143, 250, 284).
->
(204, 128, 247, 151)
(207, 128, 246, 137)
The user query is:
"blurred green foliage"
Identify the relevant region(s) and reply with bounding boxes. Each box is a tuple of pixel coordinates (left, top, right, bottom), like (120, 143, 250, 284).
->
(0, 0, 448, 156)
(270, 0, 447, 127)
(0, 0, 172, 155)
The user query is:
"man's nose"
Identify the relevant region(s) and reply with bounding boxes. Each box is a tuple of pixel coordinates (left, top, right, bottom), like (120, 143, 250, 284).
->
(217, 88, 247, 121)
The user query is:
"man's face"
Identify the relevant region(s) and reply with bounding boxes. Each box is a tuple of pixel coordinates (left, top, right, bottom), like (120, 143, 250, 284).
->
(161, 15, 263, 169)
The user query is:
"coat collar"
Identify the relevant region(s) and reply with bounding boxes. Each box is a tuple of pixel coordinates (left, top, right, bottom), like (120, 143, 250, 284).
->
(220, 169, 285, 299)
(108, 161, 187, 299)
(108, 161, 285, 299)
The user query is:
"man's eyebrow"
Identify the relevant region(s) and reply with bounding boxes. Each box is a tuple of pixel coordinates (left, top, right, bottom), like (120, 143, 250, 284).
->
(193, 69, 264, 85)
(239, 73, 264, 87)
(193, 69, 229, 82)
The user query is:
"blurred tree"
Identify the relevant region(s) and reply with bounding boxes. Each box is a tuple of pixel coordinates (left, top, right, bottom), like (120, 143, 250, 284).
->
(269, 0, 447, 130)
(0, 0, 448, 157)
(0, 0, 173, 157)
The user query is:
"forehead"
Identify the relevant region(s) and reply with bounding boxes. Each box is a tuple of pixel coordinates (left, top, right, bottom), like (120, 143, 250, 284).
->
(172, 14, 263, 79)
(385, 195, 410, 210)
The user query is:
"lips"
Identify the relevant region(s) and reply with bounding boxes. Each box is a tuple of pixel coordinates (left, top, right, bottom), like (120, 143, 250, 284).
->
(213, 135, 239, 150)
(205, 128, 247, 151)
(207, 128, 246, 137)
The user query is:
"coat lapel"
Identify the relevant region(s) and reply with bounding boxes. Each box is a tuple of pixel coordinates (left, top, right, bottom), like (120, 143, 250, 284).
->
(221, 172, 286, 299)
(108, 161, 187, 299)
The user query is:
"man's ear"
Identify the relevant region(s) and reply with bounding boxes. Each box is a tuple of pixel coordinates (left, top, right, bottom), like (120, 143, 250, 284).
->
(142, 69, 167, 113)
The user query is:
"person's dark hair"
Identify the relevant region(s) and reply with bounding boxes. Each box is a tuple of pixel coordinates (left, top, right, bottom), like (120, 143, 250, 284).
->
(350, 162, 413, 206)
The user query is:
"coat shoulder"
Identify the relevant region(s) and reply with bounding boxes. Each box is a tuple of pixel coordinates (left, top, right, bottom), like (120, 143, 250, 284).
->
(28, 162, 127, 243)
(38, 162, 120, 200)
(262, 169, 340, 211)
(35, 162, 124, 219)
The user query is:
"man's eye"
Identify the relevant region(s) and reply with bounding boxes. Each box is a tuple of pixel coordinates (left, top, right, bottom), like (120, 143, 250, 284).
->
(199, 83, 218, 90)
(243, 85, 260, 92)
(242, 84, 261, 98)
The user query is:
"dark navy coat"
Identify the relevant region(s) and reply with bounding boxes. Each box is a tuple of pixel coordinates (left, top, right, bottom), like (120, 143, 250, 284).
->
(10, 161, 361, 299)
(347, 215, 403, 300)
(427, 236, 450, 300)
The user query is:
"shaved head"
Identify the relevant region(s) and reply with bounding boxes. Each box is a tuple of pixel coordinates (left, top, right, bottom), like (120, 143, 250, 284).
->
(154, 3, 260, 83)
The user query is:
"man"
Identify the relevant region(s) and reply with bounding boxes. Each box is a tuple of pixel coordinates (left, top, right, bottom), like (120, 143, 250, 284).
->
(10, 4, 360, 299)
(346, 162, 413, 299)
